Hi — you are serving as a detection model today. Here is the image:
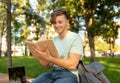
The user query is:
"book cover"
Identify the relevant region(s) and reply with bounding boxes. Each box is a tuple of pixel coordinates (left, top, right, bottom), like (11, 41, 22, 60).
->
(25, 40, 59, 58)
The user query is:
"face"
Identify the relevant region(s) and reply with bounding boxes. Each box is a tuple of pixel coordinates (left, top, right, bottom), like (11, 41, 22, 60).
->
(52, 15, 69, 35)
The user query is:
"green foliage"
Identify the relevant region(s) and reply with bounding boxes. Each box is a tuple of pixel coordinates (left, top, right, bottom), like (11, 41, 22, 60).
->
(23, 7, 46, 40)
(95, 40, 109, 52)
(0, 0, 47, 46)
(1, 0, 119, 45)
(113, 44, 120, 52)
(96, 0, 120, 39)
(12, 19, 23, 44)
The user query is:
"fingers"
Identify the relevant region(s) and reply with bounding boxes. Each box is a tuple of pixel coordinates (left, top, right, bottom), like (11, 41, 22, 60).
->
(29, 47, 36, 56)
(31, 46, 47, 59)
(30, 45, 51, 61)
(30, 47, 41, 58)
(44, 45, 50, 54)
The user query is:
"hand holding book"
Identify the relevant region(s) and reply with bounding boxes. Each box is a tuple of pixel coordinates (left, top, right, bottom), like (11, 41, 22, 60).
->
(24, 40, 59, 58)
(24, 40, 60, 68)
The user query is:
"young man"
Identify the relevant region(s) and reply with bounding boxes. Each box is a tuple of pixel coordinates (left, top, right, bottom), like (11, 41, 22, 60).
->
(30, 8, 83, 83)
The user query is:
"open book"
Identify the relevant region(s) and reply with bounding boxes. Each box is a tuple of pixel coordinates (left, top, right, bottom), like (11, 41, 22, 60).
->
(24, 40, 59, 58)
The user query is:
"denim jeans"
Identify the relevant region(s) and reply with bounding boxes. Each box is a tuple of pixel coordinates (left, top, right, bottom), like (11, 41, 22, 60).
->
(31, 67, 78, 83)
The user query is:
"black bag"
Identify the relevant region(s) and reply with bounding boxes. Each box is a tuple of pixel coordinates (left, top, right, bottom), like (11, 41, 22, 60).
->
(77, 60, 110, 83)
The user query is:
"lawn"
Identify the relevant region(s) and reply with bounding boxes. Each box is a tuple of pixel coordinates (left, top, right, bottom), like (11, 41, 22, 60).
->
(0, 56, 120, 83)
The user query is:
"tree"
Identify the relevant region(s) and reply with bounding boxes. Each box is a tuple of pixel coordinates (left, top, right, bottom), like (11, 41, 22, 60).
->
(6, 0, 12, 67)
(0, 0, 12, 67)
(8, 0, 46, 56)
(96, 1, 120, 56)
(23, 7, 46, 40)
(79, 0, 98, 62)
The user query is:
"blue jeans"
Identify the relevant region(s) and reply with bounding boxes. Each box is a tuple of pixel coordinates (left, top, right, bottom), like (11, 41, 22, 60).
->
(32, 67, 78, 83)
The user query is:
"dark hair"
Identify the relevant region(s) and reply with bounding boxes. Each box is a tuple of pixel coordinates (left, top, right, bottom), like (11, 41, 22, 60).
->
(50, 8, 70, 24)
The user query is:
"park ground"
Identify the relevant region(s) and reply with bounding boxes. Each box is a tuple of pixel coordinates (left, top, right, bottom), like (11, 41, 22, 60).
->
(0, 56, 120, 83)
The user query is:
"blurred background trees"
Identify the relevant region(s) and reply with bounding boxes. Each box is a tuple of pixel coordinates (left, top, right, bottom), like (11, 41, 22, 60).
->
(0, 0, 120, 67)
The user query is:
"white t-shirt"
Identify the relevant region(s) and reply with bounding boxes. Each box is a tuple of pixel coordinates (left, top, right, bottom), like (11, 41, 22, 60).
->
(52, 31, 83, 79)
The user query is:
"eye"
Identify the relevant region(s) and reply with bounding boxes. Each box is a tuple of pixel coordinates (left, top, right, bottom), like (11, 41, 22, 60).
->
(58, 21, 62, 24)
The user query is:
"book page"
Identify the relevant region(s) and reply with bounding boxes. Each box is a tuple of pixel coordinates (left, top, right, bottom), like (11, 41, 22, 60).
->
(24, 41, 36, 49)
(25, 40, 59, 58)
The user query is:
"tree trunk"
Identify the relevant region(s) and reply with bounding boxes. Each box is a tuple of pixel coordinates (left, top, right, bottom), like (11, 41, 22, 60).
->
(87, 32, 95, 62)
(80, 0, 98, 62)
(85, 17, 95, 62)
(6, 0, 12, 68)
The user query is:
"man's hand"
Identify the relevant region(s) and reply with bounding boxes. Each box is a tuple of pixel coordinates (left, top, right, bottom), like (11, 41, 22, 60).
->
(29, 46, 53, 68)
(40, 59, 53, 69)
(30, 46, 51, 60)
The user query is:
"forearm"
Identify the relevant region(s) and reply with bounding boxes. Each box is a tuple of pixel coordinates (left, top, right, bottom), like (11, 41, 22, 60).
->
(49, 54, 80, 70)
(50, 58, 75, 69)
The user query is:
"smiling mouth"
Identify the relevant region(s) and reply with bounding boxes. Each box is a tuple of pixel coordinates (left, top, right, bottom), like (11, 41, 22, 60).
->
(55, 27, 61, 31)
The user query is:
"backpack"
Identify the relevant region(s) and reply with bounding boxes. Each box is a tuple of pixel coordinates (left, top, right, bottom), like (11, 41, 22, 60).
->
(77, 60, 110, 83)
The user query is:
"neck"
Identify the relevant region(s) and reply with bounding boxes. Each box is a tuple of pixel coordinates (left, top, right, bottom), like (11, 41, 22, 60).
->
(59, 29, 68, 39)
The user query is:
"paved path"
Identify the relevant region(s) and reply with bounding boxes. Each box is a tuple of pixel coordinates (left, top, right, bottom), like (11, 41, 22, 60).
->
(0, 73, 33, 83)
(0, 73, 9, 83)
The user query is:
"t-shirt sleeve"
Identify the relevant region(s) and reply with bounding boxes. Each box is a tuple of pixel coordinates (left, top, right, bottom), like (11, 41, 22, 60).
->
(70, 36, 83, 56)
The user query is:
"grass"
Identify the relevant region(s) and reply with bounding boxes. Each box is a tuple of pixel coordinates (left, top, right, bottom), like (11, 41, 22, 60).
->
(0, 56, 120, 83)
(0, 56, 50, 78)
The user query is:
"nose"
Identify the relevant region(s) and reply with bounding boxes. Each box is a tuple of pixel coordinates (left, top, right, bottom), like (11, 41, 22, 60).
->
(54, 23, 59, 28)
